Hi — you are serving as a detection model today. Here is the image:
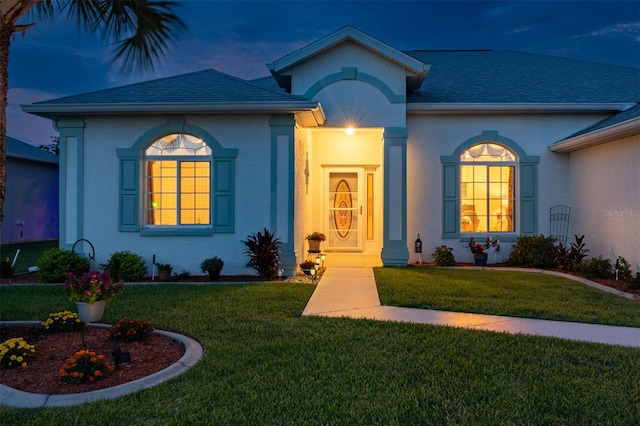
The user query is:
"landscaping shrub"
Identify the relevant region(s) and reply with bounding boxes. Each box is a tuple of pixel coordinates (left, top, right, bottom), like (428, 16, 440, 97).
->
(432, 245, 455, 266)
(0, 337, 35, 369)
(42, 311, 83, 333)
(630, 273, 640, 289)
(37, 248, 90, 283)
(576, 256, 613, 279)
(0, 258, 14, 278)
(614, 257, 640, 289)
(505, 234, 557, 268)
(615, 256, 633, 283)
(101, 250, 147, 281)
(59, 349, 111, 384)
(555, 235, 589, 271)
(243, 228, 281, 280)
(110, 317, 155, 342)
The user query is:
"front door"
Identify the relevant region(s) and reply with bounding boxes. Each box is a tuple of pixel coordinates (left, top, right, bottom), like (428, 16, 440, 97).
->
(325, 168, 363, 251)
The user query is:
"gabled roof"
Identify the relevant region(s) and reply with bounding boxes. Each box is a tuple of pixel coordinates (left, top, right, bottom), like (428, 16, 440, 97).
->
(267, 25, 430, 92)
(405, 50, 639, 107)
(7, 136, 59, 165)
(22, 69, 325, 125)
(549, 103, 640, 152)
(22, 27, 640, 122)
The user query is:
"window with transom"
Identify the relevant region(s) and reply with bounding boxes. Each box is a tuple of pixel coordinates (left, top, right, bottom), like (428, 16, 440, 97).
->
(459, 143, 516, 233)
(144, 133, 212, 226)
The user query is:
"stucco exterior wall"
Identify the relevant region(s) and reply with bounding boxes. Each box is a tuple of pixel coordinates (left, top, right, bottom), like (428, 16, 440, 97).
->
(313, 80, 406, 128)
(290, 41, 408, 97)
(294, 126, 312, 265)
(76, 115, 275, 276)
(288, 41, 407, 128)
(405, 113, 609, 263)
(568, 135, 640, 269)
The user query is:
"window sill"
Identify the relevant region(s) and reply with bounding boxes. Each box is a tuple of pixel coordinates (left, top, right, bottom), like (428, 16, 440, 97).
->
(140, 228, 213, 237)
(459, 234, 517, 243)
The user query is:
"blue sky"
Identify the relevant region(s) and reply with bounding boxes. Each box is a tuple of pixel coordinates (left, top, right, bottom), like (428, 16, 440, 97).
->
(8, 0, 640, 146)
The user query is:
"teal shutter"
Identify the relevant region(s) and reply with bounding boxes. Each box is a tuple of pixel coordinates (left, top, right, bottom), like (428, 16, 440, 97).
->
(214, 158, 234, 232)
(442, 164, 459, 238)
(119, 158, 139, 231)
(519, 163, 537, 234)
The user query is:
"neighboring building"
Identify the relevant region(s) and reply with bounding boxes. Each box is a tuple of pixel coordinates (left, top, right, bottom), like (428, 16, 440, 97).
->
(3, 137, 59, 244)
(22, 26, 639, 274)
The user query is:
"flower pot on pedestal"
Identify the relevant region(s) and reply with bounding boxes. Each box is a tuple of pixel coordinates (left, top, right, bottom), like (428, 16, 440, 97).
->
(75, 300, 106, 323)
(307, 240, 321, 253)
(473, 253, 488, 266)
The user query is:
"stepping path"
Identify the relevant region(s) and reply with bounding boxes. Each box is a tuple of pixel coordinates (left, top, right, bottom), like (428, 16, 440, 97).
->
(302, 267, 640, 348)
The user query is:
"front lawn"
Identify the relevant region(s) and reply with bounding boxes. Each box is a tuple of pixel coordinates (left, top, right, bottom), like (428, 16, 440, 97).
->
(375, 267, 640, 327)
(0, 240, 58, 274)
(0, 283, 639, 424)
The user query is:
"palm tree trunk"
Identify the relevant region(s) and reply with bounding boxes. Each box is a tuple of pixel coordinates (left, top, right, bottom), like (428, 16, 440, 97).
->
(0, 0, 37, 244)
(0, 19, 13, 245)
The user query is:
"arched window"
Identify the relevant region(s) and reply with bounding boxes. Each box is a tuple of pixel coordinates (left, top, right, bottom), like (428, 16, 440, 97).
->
(144, 133, 212, 226)
(117, 119, 237, 235)
(439, 131, 539, 239)
(460, 142, 517, 233)
(459, 143, 516, 233)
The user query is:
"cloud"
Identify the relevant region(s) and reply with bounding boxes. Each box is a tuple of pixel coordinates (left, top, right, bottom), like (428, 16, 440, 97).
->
(506, 27, 531, 35)
(7, 88, 62, 146)
(104, 36, 311, 85)
(573, 22, 640, 41)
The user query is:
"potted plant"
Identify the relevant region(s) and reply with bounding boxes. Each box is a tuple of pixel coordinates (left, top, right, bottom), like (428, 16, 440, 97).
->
(466, 237, 499, 266)
(201, 256, 224, 281)
(157, 263, 173, 281)
(305, 232, 326, 253)
(64, 270, 124, 322)
(299, 260, 317, 275)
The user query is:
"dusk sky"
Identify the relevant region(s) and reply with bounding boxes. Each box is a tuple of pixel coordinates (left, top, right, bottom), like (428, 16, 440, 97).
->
(8, 0, 640, 146)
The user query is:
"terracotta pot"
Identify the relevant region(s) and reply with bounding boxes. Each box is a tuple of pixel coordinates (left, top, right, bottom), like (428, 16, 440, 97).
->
(307, 240, 321, 253)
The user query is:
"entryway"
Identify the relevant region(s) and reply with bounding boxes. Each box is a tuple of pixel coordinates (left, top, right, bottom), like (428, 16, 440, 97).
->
(322, 167, 382, 267)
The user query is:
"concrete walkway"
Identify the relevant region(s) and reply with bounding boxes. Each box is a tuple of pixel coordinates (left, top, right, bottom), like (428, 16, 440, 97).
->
(302, 267, 640, 348)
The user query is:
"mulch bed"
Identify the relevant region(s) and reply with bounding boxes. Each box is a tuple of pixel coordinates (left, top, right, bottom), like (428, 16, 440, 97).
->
(3, 268, 639, 296)
(0, 272, 264, 285)
(0, 323, 184, 394)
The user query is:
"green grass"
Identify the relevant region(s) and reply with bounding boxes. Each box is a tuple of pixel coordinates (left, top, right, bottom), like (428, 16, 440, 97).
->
(1, 282, 639, 424)
(375, 267, 640, 327)
(0, 240, 58, 273)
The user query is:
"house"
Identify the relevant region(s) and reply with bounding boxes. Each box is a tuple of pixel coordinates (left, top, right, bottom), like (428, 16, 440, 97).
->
(22, 26, 640, 275)
(3, 136, 59, 244)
